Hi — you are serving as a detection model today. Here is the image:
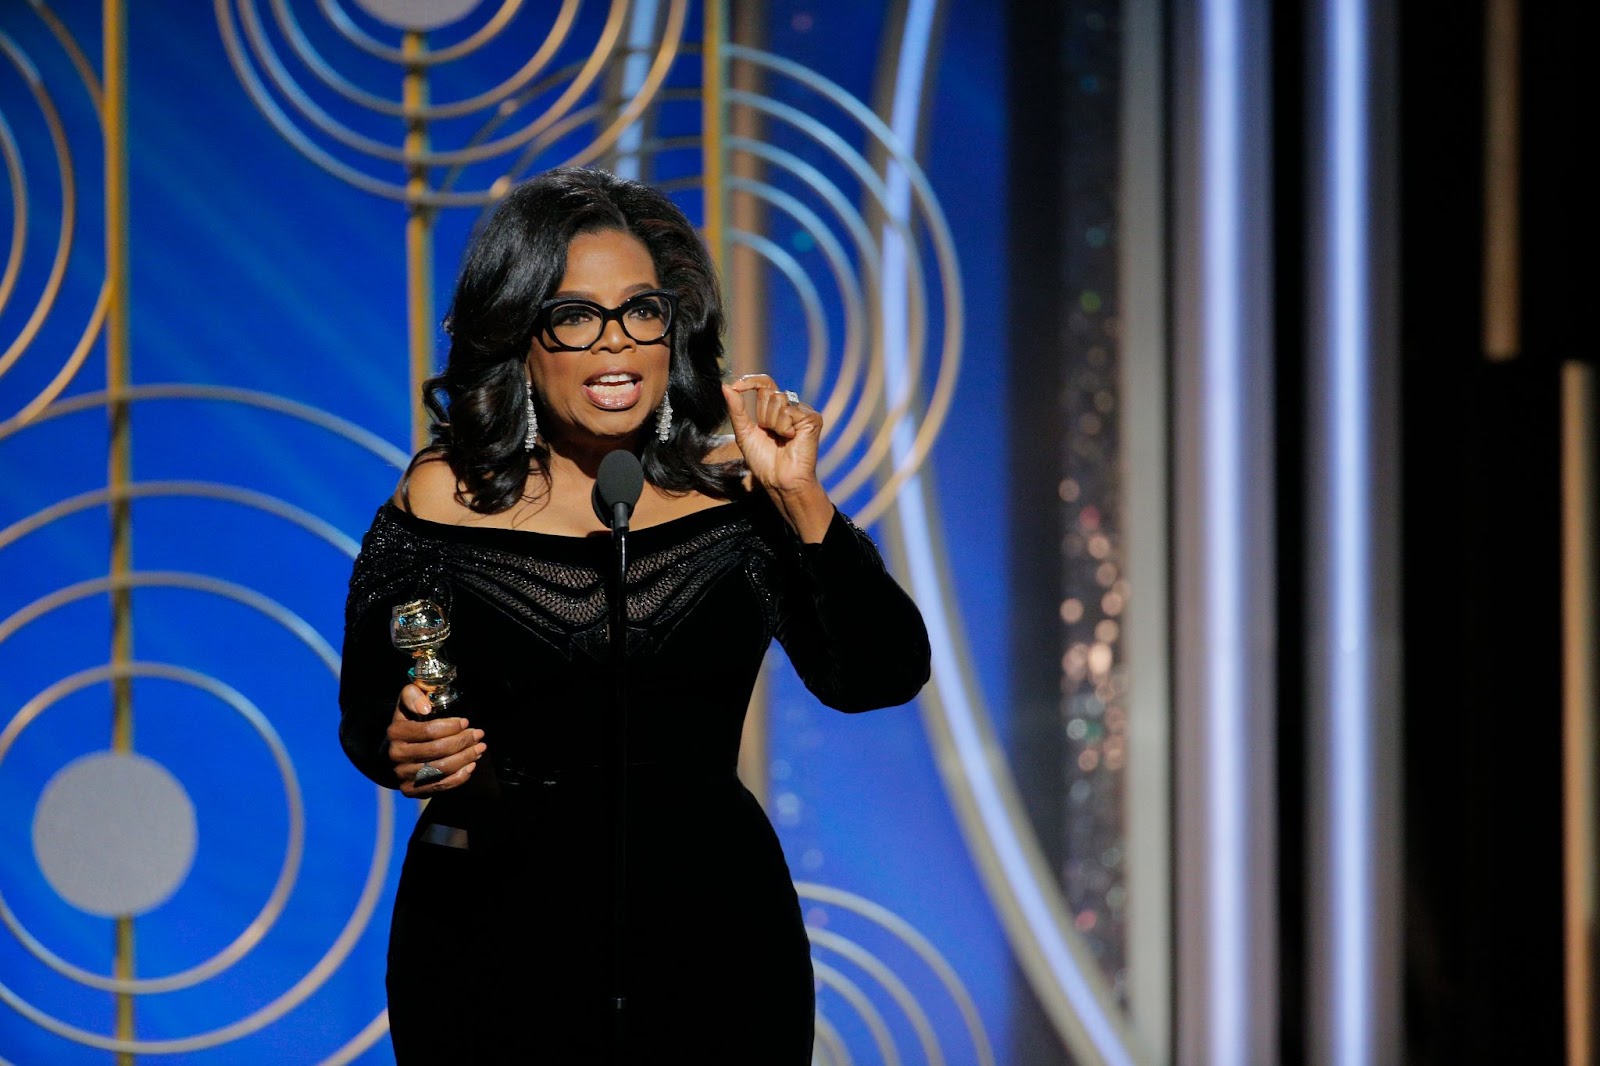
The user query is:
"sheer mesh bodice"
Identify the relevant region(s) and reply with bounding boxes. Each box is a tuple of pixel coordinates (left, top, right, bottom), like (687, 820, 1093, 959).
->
(343, 500, 787, 661)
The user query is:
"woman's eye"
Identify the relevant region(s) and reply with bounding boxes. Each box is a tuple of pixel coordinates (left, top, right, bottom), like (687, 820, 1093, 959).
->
(628, 301, 664, 321)
(550, 305, 596, 326)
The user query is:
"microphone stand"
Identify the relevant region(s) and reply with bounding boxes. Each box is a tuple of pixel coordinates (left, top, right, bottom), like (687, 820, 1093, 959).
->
(606, 500, 629, 1063)
(591, 448, 642, 1063)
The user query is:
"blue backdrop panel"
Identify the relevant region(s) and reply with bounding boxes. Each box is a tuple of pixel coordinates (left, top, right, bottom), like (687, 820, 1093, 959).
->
(0, 3, 1039, 1063)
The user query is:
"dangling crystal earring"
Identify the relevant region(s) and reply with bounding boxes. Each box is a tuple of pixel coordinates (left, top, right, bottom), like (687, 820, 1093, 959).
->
(524, 379, 539, 450)
(656, 392, 673, 444)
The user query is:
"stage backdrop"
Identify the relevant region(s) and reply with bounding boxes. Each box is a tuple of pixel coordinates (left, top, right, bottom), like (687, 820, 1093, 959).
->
(0, 3, 1157, 1063)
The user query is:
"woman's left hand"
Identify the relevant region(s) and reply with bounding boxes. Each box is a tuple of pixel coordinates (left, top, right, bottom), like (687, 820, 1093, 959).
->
(722, 375, 834, 542)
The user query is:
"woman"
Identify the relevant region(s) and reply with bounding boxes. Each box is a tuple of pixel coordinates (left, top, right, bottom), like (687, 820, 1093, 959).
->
(338, 166, 930, 1062)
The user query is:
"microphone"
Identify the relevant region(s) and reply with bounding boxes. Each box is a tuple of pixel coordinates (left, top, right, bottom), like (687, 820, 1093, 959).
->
(592, 449, 644, 532)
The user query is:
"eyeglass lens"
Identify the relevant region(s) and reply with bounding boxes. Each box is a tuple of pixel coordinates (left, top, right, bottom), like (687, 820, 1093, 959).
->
(545, 293, 673, 349)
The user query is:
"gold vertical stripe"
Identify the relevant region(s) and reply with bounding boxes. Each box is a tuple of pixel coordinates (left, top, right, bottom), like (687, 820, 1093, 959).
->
(726, 2, 766, 380)
(104, 0, 132, 749)
(115, 916, 135, 1058)
(403, 31, 434, 455)
(104, 1, 136, 1056)
(1564, 361, 1598, 1066)
(701, 0, 726, 275)
(726, 0, 768, 806)
(1482, 0, 1519, 361)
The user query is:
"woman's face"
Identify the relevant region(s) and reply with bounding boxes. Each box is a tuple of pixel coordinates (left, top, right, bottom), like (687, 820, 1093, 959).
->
(527, 228, 670, 451)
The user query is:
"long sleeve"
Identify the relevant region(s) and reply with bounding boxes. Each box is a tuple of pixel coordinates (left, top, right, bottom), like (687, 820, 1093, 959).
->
(338, 506, 450, 788)
(339, 601, 410, 787)
(770, 506, 931, 712)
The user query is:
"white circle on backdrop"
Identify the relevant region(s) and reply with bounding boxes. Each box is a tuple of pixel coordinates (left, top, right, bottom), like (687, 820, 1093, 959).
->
(348, 0, 483, 30)
(32, 752, 197, 917)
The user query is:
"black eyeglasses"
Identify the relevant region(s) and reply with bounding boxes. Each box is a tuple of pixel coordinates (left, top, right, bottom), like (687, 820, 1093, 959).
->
(534, 289, 678, 352)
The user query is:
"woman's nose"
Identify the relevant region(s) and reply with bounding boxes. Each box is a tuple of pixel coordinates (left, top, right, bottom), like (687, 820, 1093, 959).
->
(591, 313, 633, 352)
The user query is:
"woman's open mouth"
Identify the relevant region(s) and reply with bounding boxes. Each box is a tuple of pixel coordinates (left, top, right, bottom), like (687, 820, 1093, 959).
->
(583, 371, 643, 410)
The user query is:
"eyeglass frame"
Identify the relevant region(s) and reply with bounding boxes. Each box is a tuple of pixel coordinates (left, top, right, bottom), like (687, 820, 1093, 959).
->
(532, 289, 679, 353)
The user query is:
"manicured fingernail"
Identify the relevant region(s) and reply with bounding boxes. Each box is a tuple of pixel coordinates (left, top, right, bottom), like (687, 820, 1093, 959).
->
(475, 743, 487, 755)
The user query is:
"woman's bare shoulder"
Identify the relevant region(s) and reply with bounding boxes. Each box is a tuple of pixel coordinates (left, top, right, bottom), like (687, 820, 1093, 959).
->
(393, 455, 473, 522)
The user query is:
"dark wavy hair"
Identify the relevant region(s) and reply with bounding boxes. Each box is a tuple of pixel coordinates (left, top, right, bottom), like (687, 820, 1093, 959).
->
(416, 166, 741, 514)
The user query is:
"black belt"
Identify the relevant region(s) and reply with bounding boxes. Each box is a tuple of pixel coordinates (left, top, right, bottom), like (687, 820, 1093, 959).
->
(419, 823, 470, 849)
(491, 756, 734, 788)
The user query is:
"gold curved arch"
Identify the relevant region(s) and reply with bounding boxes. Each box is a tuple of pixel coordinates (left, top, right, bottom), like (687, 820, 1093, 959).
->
(0, 572, 338, 699)
(0, 285, 107, 432)
(318, 0, 522, 66)
(439, 63, 687, 196)
(0, 81, 107, 433)
(556, 2, 687, 170)
(0, 650, 395, 1053)
(0, 662, 304, 995)
(723, 136, 882, 411)
(222, 0, 633, 169)
(658, 154, 882, 464)
(0, 384, 410, 469)
(0, 481, 361, 559)
(719, 86, 939, 518)
(814, 1014, 854, 1066)
(0, 2, 101, 316)
(315, 1008, 391, 1065)
(721, 91, 919, 484)
(797, 882, 995, 1065)
(724, 46, 967, 525)
(212, 0, 492, 205)
(31, 3, 105, 105)
(814, 959, 901, 1065)
(723, 167, 877, 460)
(0, 110, 28, 314)
(0, 29, 96, 401)
(721, 87, 936, 513)
(809, 926, 943, 1065)
(215, 0, 689, 205)
(266, 0, 578, 120)
(728, 229, 830, 404)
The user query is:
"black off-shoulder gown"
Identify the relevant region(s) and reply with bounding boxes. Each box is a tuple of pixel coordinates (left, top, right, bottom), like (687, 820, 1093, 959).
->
(337, 491, 930, 1064)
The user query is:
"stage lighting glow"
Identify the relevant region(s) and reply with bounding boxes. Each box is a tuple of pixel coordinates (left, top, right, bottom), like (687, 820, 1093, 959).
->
(1326, 0, 1373, 1061)
(877, 0, 1134, 1062)
(1201, 0, 1248, 1058)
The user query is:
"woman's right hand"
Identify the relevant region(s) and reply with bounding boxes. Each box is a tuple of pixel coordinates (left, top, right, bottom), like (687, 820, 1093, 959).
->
(386, 683, 487, 797)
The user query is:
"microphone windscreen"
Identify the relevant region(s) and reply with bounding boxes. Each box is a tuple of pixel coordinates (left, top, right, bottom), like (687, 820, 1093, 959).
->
(592, 449, 645, 528)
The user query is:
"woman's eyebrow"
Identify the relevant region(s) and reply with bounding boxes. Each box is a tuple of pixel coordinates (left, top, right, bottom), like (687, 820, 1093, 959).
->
(547, 282, 660, 301)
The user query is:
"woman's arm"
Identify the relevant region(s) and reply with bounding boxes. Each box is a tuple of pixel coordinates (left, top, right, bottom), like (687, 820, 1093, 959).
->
(719, 375, 929, 710)
(769, 504, 931, 712)
(337, 503, 482, 792)
(338, 597, 413, 787)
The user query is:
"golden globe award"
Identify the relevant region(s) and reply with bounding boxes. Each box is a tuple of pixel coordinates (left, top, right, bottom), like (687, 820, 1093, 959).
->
(388, 599, 460, 720)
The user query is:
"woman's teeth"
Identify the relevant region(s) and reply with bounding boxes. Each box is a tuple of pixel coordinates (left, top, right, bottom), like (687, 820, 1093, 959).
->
(584, 375, 641, 409)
